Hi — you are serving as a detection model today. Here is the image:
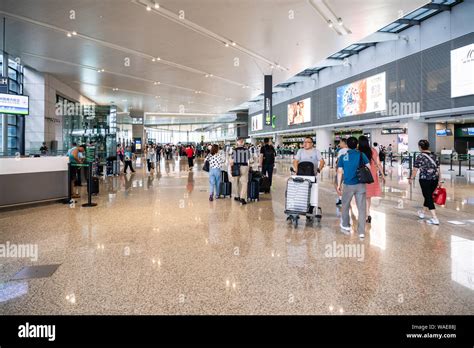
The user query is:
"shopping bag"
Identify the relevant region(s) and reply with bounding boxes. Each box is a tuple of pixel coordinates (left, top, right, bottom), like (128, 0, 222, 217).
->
(433, 186, 447, 206)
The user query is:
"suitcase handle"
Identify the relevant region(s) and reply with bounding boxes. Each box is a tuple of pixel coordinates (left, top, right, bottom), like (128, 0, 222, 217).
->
(293, 177, 304, 183)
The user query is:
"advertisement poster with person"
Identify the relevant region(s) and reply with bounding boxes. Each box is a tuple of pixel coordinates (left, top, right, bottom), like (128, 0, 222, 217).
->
(337, 72, 386, 119)
(251, 114, 263, 131)
(397, 134, 408, 153)
(287, 98, 311, 125)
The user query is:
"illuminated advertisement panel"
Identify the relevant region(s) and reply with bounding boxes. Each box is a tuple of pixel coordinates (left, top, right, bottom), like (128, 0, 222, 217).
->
(337, 72, 386, 119)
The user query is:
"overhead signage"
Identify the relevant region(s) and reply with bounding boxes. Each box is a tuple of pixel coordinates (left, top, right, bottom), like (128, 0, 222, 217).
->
(451, 43, 474, 98)
(436, 129, 453, 136)
(0, 93, 29, 115)
(337, 72, 386, 118)
(0, 78, 8, 94)
(381, 128, 406, 135)
(264, 75, 272, 126)
(288, 98, 311, 125)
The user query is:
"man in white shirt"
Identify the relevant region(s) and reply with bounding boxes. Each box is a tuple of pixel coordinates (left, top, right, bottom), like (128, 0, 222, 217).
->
(293, 137, 325, 174)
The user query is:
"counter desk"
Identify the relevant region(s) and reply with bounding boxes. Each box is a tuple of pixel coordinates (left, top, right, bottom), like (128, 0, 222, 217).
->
(0, 157, 69, 207)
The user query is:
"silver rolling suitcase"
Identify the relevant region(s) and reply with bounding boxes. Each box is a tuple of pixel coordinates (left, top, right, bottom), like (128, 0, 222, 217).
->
(285, 177, 312, 228)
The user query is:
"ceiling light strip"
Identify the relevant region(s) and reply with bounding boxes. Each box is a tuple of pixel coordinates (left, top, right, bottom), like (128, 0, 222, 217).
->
(71, 81, 218, 108)
(0, 10, 257, 90)
(133, 0, 289, 71)
(22, 52, 230, 99)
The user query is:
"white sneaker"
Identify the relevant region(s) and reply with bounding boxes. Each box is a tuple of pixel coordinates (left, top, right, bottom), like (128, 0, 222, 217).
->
(340, 223, 351, 231)
(417, 210, 425, 219)
(426, 218, 439, 225)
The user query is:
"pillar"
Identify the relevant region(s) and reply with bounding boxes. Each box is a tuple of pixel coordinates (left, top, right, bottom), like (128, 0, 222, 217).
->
(316, 128, 332, 152)
(274, 134, 283, 147)
(407, 119, 428, 152)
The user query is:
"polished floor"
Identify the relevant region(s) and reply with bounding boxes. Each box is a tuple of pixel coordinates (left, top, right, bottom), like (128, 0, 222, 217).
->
(0, 156, 473, 315)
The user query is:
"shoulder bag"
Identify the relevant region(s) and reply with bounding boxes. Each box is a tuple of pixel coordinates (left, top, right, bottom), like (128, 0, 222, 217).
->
(356, 152, 374, 184)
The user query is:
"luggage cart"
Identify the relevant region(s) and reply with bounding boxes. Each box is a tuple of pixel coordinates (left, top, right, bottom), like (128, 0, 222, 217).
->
(285, 163, 322, 228)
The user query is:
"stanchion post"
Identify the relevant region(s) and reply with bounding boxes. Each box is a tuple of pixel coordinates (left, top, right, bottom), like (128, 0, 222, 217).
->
(408, 153, 413, 179)
(456, 157, 464, 177)
(468, 154, 473, 172)
(448, 153, 454, 171)
(82, 162, 98, 207)
(63, 162, 72, 204)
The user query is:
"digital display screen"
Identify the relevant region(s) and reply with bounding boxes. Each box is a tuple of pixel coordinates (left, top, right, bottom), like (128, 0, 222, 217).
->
(0, 93, 29, 115)
(337, 72, 386, 119)
(288, 98, 311, 125)
(436, 129, 453, 136)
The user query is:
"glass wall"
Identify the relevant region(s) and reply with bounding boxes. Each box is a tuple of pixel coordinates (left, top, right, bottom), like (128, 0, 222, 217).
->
(1, 52, 25, 156)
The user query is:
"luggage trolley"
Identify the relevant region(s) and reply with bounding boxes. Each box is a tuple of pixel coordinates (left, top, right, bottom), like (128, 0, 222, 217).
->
(285, 162, 322, 228)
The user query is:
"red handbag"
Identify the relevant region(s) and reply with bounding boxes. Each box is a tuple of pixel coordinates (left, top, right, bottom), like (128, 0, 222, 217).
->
(433, 186, 447, 206)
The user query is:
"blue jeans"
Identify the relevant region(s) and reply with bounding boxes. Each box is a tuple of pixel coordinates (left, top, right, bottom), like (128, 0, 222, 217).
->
(209, 168, 221, 196)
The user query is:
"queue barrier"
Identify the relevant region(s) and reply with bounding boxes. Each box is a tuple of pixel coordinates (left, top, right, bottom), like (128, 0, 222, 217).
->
(67, 162, 98, 208)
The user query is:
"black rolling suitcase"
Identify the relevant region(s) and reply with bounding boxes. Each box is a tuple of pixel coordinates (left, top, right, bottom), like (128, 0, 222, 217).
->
(219, 170, 232, 198)
(106, 160, 114, 176)
(88, 177, 99, 195)
(247, 171, 260, 201)
(259, 176, 271, 193)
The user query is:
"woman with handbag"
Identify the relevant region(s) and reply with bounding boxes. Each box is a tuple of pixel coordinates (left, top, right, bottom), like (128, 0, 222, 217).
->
(205, 144, 225, 201)
(408, 140, 441, 225)
(358, 136, 385, 224)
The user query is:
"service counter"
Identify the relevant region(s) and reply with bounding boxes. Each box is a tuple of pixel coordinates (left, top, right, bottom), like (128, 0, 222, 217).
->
(0, 157, 69, 207)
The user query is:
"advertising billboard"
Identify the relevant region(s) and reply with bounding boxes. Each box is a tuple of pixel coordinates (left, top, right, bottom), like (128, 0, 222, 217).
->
(0, 93, 29, 115)
(287, 98, 311, 125)
(251, 114, 263, 131)
(336, 72, 386, 119)
(451, 43, 474, 98)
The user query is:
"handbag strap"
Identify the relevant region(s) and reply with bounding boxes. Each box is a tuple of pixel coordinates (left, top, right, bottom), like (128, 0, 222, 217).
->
(421, 152, 437, 167)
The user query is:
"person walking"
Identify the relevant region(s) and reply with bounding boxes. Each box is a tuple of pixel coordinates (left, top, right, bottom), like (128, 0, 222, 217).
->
(124, 146, 135, 174)
(408, 140, 441, 225)
(358, 136, 385, 223)
(146, 145, 155, 174)
(336, 136, 371, 239)
(335, 138, 348, 206)
(206, 144, 225, 201)
(186, 145, 195, 171)
(230, 137, 251, 205)
(259, 137, 276, 187)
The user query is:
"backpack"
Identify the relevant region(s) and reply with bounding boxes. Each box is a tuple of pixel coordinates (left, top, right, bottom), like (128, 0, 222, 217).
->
(379, 149, 386, 162)
(262, 145, 275, 163)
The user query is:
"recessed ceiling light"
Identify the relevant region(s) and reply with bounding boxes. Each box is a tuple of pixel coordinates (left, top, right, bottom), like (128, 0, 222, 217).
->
(72, 31, 77, 36)
(157, 57, 161, 61)
(209, 74, 213, 77)
(67, 32, 72, 38)
(337, 18, 343, 26)
(152, 58, 156, 62)
(154, 2, 160, 9)
(328, 20, 334, 28)
(205, 74, 209, 78)
(231, 42, 236, 46)
(225, 43, 229, 47)
(146, 5, 151, 11)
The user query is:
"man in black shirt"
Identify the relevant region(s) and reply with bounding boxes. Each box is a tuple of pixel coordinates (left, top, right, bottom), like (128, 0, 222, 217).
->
(259, 138, 276, 187)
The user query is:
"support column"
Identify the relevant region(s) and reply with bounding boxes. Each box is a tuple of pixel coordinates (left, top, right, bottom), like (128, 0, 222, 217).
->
(274, 134, 283, 147)
(407, 119, 428, 152)
(316, 128, 332, 152)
